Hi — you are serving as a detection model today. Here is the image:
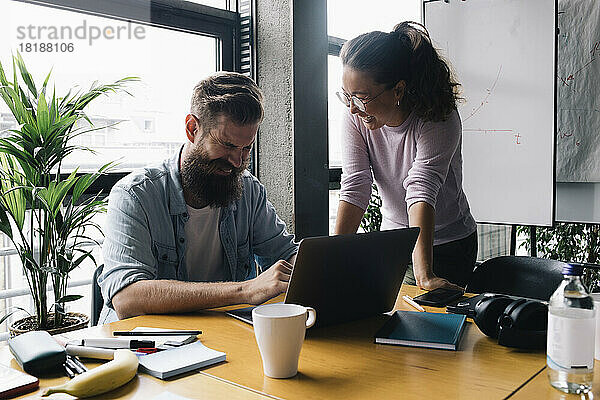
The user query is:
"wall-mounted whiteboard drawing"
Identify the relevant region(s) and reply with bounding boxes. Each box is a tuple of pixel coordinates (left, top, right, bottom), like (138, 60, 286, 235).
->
(556, 0, 600, 183)
(425, 0, 556, 226)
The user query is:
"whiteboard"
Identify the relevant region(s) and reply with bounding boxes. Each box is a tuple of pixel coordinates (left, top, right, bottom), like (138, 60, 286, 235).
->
(425, 0, 556, 226)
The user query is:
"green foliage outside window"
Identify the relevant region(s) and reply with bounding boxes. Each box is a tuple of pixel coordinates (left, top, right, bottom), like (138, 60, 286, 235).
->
(360, 184, 382, 233)
(516, 224, 600, 292)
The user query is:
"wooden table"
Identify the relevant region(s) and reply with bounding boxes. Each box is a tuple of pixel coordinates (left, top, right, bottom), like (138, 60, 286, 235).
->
(509, 363, 600, 399)
(1, 285, 596, 399)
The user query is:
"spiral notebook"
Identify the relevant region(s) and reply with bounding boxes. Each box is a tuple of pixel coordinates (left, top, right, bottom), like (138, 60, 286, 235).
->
(375, 311, 467, 351)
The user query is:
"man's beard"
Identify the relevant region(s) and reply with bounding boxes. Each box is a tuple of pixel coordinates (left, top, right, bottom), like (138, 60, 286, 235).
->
(181, 145, 248, 209)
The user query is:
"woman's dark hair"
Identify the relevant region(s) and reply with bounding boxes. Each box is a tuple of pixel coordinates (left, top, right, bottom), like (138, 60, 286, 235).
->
(339, 21, 460, 122)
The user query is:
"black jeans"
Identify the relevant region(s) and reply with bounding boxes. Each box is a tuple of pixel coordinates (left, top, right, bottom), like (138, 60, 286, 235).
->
(402, 230, 478, 288)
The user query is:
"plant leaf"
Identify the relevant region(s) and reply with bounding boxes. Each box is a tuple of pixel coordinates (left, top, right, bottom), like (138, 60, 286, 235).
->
(15, 52, 37, 97)
(36, 91, 50, 134)
(72, 161, 114, 202)
(0, 306, 31, 325)
(0, 204, 13, 240)
(0, 153, 26, 229)
(0, 310, 16, 325)
(57, 294, 83, 303)
(0, 57, 8, 86)
(41, 67, 52, 95)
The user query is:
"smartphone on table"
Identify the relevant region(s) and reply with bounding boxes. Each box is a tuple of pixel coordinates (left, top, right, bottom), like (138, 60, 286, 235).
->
(412, 287, 464, 307)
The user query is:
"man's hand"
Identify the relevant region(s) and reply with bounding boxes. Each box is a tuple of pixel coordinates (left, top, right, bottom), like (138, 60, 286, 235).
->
(415, 272, 464, 292)
(244, 260, 293, 305)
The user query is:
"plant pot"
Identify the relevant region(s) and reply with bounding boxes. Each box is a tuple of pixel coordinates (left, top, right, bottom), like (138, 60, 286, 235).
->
(9, 312, 89, 338)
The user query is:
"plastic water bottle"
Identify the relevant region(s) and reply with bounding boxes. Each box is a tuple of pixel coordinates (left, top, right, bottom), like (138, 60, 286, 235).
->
(547, 264, 595, 394)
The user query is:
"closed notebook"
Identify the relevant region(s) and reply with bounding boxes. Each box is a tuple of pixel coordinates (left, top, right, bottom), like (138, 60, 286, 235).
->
(138, 341, 226, 379)
(375, 310, 467, 350)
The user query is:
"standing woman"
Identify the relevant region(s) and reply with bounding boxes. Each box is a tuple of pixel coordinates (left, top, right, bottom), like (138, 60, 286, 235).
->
(334, 21, 477, 291)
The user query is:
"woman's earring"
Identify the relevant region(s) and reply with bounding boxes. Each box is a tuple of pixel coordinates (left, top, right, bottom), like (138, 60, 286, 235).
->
(396, 100, 401, 107)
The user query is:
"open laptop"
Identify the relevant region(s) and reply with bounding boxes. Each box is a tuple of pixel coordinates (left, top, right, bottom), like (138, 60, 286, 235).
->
(227, 227, 419, 327)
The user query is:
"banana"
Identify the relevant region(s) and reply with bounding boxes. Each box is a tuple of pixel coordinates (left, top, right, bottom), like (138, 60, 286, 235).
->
(42, 349, 139, 398)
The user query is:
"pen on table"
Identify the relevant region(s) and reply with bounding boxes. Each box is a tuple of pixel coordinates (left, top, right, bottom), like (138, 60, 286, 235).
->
(112, 330, 202, 336)
(65, 356, 85, 375)
(62, 362, 75, 378)
(71, 338, 155, 349)
(402, 295, 425, 312)
(67, 355, 88, 372)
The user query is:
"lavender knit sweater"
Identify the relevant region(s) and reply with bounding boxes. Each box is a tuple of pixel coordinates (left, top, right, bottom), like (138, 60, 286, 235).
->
(339, 109, 476, 246)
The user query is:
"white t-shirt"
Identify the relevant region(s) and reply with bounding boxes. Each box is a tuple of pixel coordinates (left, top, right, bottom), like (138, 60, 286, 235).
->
(184, 205, 229, 282)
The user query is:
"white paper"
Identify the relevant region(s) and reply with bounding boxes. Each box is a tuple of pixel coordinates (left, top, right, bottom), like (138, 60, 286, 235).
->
(138, 340, 226, 379)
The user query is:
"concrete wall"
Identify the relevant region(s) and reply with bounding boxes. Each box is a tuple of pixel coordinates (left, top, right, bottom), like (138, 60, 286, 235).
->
(255, 0, 329, 238)
(255, 0, 295, 232)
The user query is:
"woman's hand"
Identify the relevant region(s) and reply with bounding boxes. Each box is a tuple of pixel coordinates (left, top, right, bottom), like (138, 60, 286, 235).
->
(415, 272, 464, 292)
(408, 202, 465, 291)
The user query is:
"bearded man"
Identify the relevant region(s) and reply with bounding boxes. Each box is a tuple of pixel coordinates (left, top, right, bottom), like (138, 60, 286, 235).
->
(98, 72, 297, 322)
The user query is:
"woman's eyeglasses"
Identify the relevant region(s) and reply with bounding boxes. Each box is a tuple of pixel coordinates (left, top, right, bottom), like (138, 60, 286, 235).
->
(335, 87, 390, 113)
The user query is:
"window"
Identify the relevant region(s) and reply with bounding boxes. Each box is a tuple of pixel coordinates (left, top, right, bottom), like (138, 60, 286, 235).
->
(327, 1, 422, 41)
(1, 0, 224, 172)
(328, 55, 344, 168)
(0, 0, 240, 338)
(326, 1, 422, 234)
(186, 0, 230, 9)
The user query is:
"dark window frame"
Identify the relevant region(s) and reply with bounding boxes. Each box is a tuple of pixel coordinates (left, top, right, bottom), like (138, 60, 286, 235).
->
(328, 35, 345, 190)
(12, 0, 240, 194)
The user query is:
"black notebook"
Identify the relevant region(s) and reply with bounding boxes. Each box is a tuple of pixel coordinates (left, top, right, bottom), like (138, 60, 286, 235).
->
(375, 311, 467, 351)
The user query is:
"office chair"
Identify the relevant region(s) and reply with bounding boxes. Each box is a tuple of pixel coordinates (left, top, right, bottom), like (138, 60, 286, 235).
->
(466, 256, 566, 301)
(91, 265, 104, 326)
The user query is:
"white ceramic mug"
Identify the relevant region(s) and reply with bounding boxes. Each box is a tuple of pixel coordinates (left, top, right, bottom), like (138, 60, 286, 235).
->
(591, 293, 600, 360)
(252, 303, 316, 378)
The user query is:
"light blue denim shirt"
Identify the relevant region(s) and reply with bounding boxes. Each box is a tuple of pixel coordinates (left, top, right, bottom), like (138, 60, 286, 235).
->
(98, 149, 298, 323)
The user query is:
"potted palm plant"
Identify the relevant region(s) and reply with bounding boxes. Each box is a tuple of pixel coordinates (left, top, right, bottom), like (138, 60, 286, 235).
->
(0, 53, 136, 335)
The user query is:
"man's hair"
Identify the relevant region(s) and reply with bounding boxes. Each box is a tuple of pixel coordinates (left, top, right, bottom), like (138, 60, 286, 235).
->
(190, 72, 264, 128)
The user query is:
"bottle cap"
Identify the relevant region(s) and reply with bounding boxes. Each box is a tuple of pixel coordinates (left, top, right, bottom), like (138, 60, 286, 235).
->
(563, 264, 584, 276)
